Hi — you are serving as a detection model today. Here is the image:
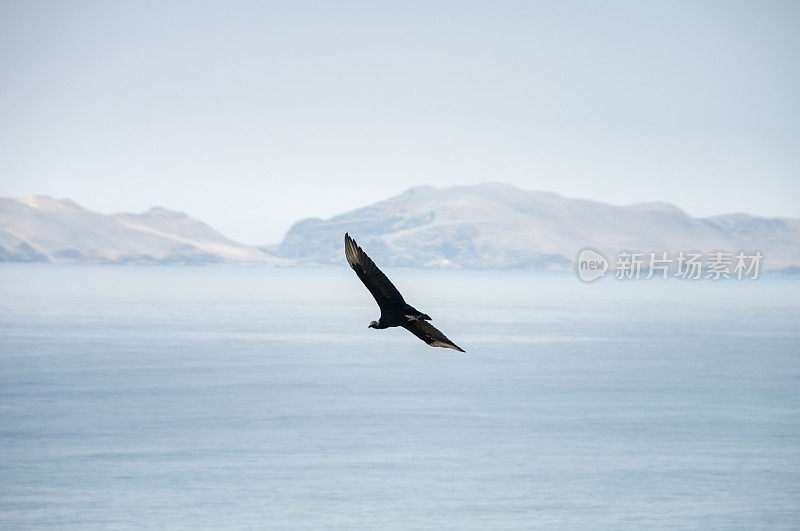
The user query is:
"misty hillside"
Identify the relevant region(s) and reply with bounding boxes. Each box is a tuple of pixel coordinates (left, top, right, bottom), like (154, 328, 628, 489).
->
(2, 186, 799, 270)
(0, 196, 280, 264)
(275, 183, 800, 271)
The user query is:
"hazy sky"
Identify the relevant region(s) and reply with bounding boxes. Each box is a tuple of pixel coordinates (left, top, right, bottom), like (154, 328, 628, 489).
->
(1, 1, 798, 244)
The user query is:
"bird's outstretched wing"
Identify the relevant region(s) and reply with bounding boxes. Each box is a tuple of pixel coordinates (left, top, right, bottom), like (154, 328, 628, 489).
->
(402, 320, 465, 353)
(344, 233, 405, 310)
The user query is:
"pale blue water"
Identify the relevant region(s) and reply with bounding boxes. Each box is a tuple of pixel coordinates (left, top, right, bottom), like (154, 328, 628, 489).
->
(1, 264, 799, 529)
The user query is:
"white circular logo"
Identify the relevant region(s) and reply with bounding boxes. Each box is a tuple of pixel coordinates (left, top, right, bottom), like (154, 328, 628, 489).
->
(575, 248, 609, 282)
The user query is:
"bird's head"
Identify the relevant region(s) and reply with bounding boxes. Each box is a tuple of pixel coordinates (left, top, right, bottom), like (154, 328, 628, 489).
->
(369, 320, 379, 329)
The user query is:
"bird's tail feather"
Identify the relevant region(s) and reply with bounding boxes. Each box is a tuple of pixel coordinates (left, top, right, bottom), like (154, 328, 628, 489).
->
(403, 304, 431, 321)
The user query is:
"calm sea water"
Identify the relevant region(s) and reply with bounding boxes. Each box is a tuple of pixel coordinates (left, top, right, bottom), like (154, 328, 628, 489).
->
(0, 264, 799, 529)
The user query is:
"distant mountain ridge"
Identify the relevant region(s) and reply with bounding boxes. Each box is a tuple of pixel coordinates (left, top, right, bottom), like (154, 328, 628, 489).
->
(0, 196, 281, 264)
(2, 185, 799, 271)
(274, 183, 800, 272)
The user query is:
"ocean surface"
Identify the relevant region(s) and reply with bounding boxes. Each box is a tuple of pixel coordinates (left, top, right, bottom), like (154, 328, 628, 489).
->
(1, 264, 799, 529)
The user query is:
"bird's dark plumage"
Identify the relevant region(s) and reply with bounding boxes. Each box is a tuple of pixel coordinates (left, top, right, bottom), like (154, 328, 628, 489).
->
(344, 233, 465, 353)
(344, 233, 406, 311)
(401, 319, 465, 351)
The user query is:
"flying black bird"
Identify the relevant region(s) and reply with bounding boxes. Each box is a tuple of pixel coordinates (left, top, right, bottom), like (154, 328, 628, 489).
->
(344, 233, 465, 353)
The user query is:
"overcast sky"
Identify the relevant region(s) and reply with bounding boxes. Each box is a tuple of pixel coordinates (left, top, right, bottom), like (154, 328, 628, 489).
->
(1, 1, 798, 244)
